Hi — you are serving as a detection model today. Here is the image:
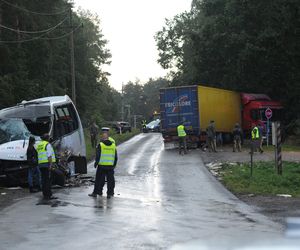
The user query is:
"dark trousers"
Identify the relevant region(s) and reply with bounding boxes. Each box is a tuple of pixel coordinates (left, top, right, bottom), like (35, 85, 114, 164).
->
(28, 166, 41, 188)
(93, 167, 115, 195)
(178, 136, 187, 154)
(39, 167, 52, 198)
(91, 135, 97, 148)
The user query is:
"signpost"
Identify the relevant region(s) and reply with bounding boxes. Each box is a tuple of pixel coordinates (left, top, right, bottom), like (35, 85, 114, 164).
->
(274, 121, 283, 175)
(265, 108, 273, 146)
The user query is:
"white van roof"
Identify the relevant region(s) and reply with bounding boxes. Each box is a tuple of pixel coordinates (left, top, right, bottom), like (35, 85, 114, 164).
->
(21, 95, 73, 106)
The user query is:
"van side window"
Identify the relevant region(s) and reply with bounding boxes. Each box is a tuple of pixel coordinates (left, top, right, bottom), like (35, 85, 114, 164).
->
(53, 104, 79, 139)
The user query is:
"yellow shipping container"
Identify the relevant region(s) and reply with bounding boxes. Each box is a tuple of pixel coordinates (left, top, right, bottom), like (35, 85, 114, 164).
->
(198, 86, 242, 133)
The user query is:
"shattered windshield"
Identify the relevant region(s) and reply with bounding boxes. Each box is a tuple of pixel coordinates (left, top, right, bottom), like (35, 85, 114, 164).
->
(0, 119, 31, 144)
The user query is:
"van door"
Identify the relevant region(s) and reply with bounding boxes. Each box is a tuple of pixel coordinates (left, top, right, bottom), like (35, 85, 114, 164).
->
(53, 104, 87, 174)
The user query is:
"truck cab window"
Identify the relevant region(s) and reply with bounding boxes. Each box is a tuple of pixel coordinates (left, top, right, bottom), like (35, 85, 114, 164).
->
(250, 110, 259, 121)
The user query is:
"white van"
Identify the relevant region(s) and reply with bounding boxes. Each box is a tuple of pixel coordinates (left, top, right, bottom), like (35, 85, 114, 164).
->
(0, 95, 87, 183)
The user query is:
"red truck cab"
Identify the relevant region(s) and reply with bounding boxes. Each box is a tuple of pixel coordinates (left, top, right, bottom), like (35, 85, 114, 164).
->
(241, 93, 283, 135)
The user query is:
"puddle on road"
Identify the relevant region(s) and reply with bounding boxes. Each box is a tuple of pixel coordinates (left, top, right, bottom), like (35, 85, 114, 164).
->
(36, 199, 110, 209)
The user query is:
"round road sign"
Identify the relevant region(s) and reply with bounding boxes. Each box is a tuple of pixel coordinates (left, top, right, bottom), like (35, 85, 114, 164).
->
(265, 107, 273, 120)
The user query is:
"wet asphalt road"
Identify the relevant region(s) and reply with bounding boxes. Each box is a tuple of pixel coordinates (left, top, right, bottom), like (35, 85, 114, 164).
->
(0, 133, 283, 249)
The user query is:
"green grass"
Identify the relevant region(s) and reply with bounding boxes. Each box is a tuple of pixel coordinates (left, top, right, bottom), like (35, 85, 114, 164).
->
(220, 162, 300, 197)
(262, 144, 300, 152)
(84, 129, 140, 162)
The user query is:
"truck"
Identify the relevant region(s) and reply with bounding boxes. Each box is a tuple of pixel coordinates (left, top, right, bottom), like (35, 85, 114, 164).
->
(0, 95, 87, 184)
(160, 85, 283, 146)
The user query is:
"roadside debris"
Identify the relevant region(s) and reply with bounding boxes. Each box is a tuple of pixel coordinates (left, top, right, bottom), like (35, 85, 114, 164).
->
(277, 194, 292, 198)
(1, 193, 6, 195)
(5, 187, 22, 190)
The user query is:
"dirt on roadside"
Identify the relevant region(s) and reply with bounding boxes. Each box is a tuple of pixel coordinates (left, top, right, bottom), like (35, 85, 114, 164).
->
(200, 145, 300, 226)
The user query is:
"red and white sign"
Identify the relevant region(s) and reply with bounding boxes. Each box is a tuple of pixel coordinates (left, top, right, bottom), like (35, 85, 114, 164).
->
(265, 107, 273, 120)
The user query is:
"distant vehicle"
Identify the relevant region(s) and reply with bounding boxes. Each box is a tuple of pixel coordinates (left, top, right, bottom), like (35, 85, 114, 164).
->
(112, 121, 132, 134)
(160, 85, 283, 146)
(145, 119, 161, 132)
(0, 95, 87, 184)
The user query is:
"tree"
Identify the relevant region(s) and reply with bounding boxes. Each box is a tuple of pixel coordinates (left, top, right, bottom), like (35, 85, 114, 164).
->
(156, 0, 300, 125)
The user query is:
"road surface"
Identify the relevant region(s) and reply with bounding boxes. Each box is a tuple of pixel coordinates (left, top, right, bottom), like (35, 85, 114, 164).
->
(0, 133, 283, 249)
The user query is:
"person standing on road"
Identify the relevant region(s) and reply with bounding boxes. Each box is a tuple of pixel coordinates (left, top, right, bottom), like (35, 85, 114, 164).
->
(251, 123, 262, 154)
(258, 123, 264, 153)
(89, 131, 118, 198)
(177, 122, 187, 155)
(36, 134, 57, 200)
(232, 123, 243, 152)
(101, 127, 116, 144)
(27, 136, 41, 193)
(90, 121, 99, 148)
(207, 120, 217, 152)
(141, 119, 147, 132)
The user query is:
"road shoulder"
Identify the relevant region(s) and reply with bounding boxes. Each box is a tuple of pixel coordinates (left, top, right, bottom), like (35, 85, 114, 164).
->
(200, 146, 300, 226)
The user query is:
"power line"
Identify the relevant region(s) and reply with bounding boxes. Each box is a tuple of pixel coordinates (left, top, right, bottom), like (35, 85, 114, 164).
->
(0, 16, 68, 34)
(0, 0, 69, 16)
(40, 23, 82, 41)
(0, 17, 75, 43)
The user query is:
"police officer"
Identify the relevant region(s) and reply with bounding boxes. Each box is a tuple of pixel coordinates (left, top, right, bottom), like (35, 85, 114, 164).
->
(101, 127, 116, 144)
(177, 122, 187, 155)
(89, 131, 118, 198)
(36, 134, 57, 200)
(141, 120, 147, 132)
(251, 123, 262, 154)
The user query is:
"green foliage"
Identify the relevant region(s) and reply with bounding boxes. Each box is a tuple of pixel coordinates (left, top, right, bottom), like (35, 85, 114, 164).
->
(84, 128, 140, 161)
(220, 162, 300, 197)
(0, 1, 118, 125)
(156, 0, 300, 124)
(122, 78, 168, 123)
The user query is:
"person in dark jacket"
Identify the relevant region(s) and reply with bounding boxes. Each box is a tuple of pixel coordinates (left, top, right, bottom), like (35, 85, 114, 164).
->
(27, 136, 41, 193)
(232, 123, 243, 152)
(206, 120, 217, 152)
(89, 121, 99, 148)
(89, 132, 118, 198)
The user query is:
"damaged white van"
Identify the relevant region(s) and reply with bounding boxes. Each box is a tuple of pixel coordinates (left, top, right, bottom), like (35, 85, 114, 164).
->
(0, 95, 87, 183)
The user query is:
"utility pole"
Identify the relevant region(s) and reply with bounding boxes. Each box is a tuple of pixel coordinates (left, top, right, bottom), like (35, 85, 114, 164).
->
(121, 83, 124, 121)
(70, 8, 76, 105)
(0, 3, 2, 39)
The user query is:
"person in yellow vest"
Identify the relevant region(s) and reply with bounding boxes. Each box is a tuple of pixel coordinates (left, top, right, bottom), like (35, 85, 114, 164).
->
(251, 123, 262, 154)
(177, 122, 187, 155)
(89, 131, 118, 198)
(36, 134, 57, 200)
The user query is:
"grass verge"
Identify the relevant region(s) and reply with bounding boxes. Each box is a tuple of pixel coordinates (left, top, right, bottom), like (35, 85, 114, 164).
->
(220, 162, 300, 197)
(263, 144, 300, 152)
(84, 129, 140, 162)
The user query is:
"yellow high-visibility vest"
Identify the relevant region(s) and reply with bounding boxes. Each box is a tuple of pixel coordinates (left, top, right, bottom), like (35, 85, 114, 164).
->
(36, 140, 56, 164)
(177, 125, 186, 137)
(109, 137, 116, 144)
(251, 127, 260, 140)
(98, 142, 116, 166)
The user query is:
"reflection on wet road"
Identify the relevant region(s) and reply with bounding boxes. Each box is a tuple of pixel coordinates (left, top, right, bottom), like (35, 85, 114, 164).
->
(0, 133, 282, 249)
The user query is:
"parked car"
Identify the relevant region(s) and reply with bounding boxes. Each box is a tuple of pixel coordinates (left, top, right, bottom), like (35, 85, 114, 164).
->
(112, 121, 132, 134)
(145, 119, 161, 132)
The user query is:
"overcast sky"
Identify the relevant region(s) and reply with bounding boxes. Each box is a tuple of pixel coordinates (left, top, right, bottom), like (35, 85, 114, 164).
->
(74, 0, 191, 90)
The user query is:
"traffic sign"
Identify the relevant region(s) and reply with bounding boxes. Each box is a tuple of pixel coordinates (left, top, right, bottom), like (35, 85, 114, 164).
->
(265, 107, 272, 120)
